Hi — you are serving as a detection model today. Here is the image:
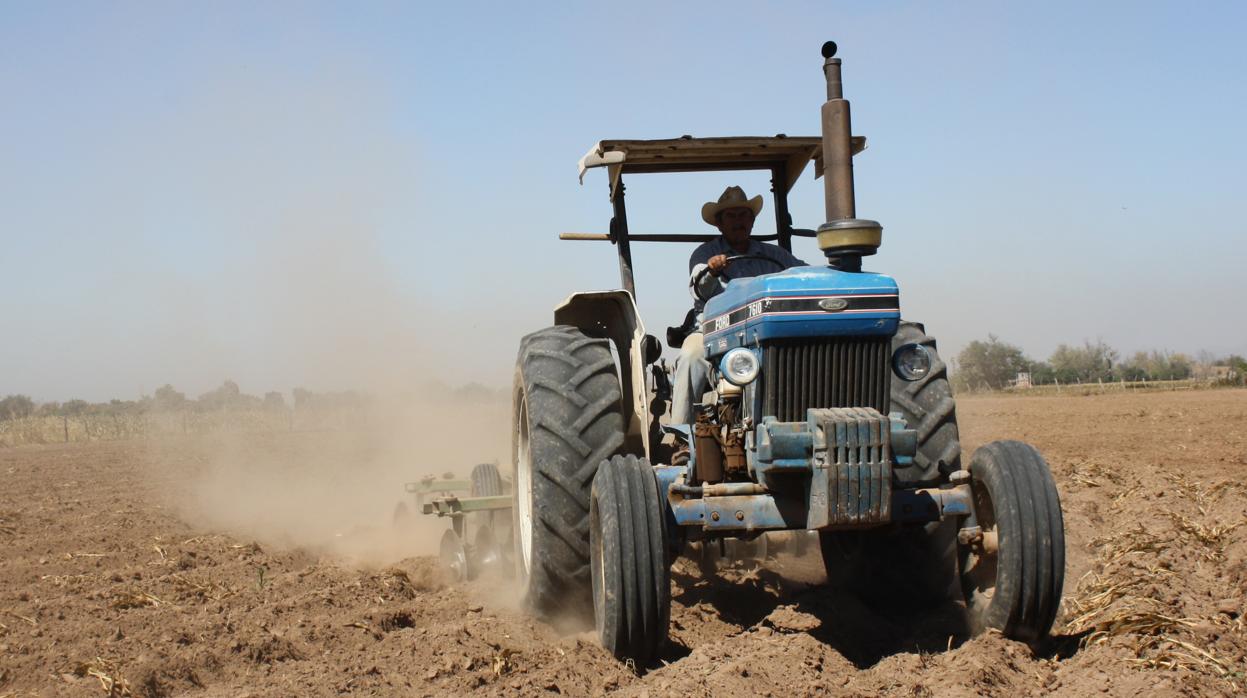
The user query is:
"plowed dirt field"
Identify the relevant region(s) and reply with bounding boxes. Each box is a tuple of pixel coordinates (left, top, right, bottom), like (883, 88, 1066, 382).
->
(2, 389, 1245, 696)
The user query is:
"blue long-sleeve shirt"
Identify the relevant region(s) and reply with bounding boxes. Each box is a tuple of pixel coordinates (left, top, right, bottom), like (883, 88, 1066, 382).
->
(688, 237, 807, 314)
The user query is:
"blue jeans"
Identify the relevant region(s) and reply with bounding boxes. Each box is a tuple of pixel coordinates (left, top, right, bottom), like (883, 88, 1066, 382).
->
(671, 332, 711, 426)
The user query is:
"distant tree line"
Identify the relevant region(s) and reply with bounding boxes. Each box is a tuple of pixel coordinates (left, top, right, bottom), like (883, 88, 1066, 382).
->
(0, 379, 504, 447)
(951, 336, 1247, 392)
(2, 381, 344, 422)
(0, 381, 375, 446)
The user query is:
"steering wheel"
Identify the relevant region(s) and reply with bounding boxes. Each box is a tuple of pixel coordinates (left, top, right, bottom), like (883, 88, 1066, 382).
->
(692, 254, 787, 301)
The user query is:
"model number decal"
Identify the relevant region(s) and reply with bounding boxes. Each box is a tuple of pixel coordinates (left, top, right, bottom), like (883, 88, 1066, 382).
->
(700, 294, 900, 335)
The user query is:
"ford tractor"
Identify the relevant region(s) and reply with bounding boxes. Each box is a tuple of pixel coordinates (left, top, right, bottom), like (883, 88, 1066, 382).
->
(508, 42, 1065, 664)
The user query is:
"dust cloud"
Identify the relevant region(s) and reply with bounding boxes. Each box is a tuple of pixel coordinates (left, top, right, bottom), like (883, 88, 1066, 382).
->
(123, 61, 518, 567)
(160, 392, 512, 567)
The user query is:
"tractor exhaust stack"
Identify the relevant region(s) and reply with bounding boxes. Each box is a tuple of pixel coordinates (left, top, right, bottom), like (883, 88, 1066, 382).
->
(817, 41, 882, 272)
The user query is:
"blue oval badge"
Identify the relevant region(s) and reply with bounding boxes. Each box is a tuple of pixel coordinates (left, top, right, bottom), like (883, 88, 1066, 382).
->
(818, 297, 849, 312)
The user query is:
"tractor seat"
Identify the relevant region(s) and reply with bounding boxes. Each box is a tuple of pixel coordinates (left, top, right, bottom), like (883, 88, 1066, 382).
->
(666, 308, 699, 350)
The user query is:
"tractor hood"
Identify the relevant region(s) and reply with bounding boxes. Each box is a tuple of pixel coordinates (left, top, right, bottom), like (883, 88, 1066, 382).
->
(699, 266, 900, 357)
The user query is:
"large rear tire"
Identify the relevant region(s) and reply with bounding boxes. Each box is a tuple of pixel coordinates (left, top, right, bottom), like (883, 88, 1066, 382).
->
(590, 455, 670, 665)
(890, 321, 961, 487)
(961, 440, 1065, 643)
(512, 326, 626, 621)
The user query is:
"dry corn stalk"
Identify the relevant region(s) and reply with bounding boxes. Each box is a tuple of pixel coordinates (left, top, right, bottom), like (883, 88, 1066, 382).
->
(3, 610, 37, 626)
(109, 591, 162, 610)
(1167, 512, 1244, 548)
(78, 657, 133, 697)
(492, 648, 517, 676)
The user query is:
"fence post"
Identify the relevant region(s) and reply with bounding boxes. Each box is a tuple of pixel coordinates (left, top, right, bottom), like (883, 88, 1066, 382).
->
(63, 415, 69, 443)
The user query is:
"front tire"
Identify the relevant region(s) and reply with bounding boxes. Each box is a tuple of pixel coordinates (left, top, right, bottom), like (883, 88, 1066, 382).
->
(512, 326, 626, 621)
(590, 455, 670, 665)
(960, 440, 1065, 643)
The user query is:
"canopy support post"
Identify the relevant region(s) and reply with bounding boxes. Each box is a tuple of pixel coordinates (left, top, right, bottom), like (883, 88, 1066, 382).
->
(611, 179, 637, 299)
(771, 164, 793, 252)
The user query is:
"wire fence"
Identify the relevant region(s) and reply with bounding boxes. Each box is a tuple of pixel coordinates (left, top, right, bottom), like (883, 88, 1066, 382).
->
(0, 406, 372, 448)
(960, 377, 1242, 397)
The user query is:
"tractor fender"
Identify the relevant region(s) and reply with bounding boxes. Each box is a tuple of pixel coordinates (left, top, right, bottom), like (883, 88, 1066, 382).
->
(553, 290, 651, 457)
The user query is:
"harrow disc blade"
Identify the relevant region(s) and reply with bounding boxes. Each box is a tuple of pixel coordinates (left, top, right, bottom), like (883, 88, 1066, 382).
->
(473, 524, 505, 575)
(439, 529, 470, 583)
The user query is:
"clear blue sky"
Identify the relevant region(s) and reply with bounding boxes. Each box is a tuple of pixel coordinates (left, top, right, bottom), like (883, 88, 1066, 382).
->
(3, 1, 1245, 401)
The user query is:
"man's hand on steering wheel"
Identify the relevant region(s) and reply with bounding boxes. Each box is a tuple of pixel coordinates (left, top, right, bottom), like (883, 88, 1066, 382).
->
(706, 254, 731, 276)
(693, 254, 787, 301)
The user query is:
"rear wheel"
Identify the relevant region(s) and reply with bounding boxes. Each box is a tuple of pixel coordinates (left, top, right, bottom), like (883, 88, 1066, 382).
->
(512, 326, 626, 621)
(890, 321, 961, 487)
(590, 454, 670, 665)
(961, 440, 1065, 643)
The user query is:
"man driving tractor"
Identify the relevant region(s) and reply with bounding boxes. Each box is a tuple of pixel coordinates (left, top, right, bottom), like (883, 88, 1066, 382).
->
(671, 185, 808, 425)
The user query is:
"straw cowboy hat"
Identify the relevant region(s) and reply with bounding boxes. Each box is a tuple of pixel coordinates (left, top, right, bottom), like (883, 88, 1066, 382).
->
(701, 186, 763, 226)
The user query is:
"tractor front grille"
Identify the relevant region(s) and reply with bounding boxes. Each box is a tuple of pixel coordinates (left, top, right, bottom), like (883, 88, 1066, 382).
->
(761, 336, 891, 422)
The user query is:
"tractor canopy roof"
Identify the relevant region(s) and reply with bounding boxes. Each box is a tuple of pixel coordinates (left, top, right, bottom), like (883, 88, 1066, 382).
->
(578, 135, 867, 200)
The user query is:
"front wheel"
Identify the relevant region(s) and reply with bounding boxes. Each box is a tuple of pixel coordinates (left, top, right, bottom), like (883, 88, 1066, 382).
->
(590, 454, 670, 665)
(960, 440, 1065, 643)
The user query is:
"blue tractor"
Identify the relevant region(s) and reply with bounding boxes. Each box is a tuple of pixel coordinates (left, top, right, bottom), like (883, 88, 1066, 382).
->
(510, 42, 1064, 664)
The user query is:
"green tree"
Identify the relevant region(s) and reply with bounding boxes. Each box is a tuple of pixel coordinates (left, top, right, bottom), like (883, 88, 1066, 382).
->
(292, 387, 314, 409)
(0, 394, 35, 420)
(955, 335, 1032, 390)
(1118, 350, 1192, 381)
(263, 391, 287, 410)
(153, 384, 187, 411)
(1030, 361, 1056, 385)
(1216, 355, 1247, 385)
(198, 380, 242, 410)
(1049, 340, 1118, 383)
(1157, 352, 1192, 380)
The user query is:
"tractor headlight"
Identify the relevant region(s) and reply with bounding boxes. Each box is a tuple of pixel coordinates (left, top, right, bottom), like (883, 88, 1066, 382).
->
(721, 348, 760, 386)
(892, 343, 931, 381)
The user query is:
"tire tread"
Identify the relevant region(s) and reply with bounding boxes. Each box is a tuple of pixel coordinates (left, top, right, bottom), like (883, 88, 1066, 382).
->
(963, 439, 1064, 643)
(513, 326, 626, 619)
(891, 321, 961, 486)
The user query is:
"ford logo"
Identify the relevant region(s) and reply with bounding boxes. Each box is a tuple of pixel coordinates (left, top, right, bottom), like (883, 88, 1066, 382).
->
(818, 298, 849, 312)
